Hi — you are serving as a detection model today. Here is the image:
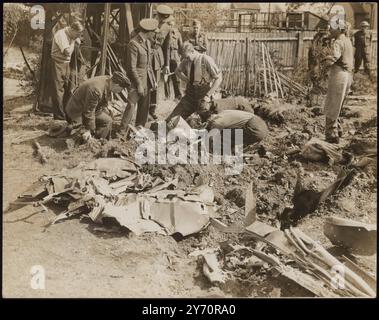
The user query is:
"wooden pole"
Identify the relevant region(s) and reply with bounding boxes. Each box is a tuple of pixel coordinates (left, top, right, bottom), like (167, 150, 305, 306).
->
(100, 3, 111, 75)
(244, 37, 250, 96)
(261, 42, 268, 96)
(125, 3, 134, 42)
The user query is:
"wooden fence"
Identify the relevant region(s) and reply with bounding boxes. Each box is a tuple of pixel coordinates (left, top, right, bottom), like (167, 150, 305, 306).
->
(207, 31, 377, 96)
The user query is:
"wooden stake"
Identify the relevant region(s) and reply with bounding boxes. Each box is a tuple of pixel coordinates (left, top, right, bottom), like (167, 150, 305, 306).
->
(261, 42, 268, 96)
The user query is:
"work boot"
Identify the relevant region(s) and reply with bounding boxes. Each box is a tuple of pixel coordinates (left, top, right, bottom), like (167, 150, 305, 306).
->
(149, 104, 158, 120)
(325, 117, 340, 144)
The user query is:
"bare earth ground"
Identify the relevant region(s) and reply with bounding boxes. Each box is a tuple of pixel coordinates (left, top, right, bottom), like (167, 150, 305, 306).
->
(2, 49, 377, 298)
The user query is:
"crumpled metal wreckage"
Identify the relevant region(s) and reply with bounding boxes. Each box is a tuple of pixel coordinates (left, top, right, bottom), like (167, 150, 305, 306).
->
(278, 168, 356, 230)
(324, 216, 377, 256)
(15, 157, 218, 237)
(197, 183, 375, 297)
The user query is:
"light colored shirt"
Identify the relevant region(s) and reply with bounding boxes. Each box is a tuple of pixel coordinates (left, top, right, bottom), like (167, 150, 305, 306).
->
(176, 52, 220, 86)
(326, 34, 354, 72)
(51, 27, 80, 63)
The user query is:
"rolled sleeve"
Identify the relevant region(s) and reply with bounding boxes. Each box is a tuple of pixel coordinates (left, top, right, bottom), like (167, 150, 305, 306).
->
(204, 55, 221, 79)
(54, 29, 70, 53)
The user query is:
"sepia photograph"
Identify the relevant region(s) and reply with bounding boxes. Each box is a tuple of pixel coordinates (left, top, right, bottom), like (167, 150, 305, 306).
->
(2, 2, 377, 301)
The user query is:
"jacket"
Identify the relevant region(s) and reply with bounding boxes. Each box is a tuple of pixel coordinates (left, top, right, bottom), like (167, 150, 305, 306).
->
(354, 30, 372, 54)
(164, 27, 183, 65)
(126, 33, 156, 91)
(65, 76, 111, 131)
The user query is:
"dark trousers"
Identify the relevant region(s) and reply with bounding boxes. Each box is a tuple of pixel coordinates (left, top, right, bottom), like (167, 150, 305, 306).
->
(121, 87, 151, 129)
(65, 107, 113, 140)
(95, 111, 113, 139)
(51, 60, 70, 118)
(244, 116, 269, 144)
(354, 50, 370, 74)
(169, 60, 182, 99)
(150, 69, 160, 107)
(166, 84, 210, 122)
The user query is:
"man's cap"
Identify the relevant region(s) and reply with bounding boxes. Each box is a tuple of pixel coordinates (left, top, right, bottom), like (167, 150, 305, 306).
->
(111, 71, 131, 88)
(139, 18, 159, 31)
(193, 19, 201, 27)
(361, 21, 370, 27)
(157, 4, 173, 15)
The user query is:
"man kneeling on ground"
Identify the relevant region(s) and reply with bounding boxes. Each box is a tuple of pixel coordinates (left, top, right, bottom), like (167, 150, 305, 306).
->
(166, 41, 222, 124)
(65, 71, 130, 141)
(206, 109, 269, 146)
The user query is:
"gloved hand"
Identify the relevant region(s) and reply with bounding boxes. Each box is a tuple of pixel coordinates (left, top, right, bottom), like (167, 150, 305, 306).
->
(81, 130, 92, 142)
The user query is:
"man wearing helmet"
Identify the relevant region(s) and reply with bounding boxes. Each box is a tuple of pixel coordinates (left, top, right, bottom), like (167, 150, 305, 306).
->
(353, 20, 372, 78)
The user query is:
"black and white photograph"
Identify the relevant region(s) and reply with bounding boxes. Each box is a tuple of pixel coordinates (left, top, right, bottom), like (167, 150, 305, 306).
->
(2, 2, 377, 300)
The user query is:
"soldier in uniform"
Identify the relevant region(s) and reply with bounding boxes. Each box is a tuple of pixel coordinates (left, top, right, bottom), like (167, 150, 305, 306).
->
(322, 20, 354, 144)
(166, 42, 222, 123)
(64, 71, 130, 141)
(164, 16, 183, 100)
(186, 19, 208, 53)
(121, 19, 159, 129)
(51, 21, 84, 120)
(353, 21, 372, 77)
(149, 4, 174, 120)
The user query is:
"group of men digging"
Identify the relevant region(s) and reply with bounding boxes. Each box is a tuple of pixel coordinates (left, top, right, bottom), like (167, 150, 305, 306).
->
(49, 4, 372, 146)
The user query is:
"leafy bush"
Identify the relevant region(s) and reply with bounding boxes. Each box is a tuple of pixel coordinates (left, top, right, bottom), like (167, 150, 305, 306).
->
(3, 3, 43, 48)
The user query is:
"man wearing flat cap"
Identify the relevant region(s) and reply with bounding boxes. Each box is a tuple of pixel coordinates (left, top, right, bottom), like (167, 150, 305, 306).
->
(148, 4, 175, 120)
(166, 41, 222, 123)
(322, 18, 354, 144)
(185, 19, 208, 53)
(121, 18, 158, 129)
(353, 20, 372, 77)
(64, 72, 130, 141)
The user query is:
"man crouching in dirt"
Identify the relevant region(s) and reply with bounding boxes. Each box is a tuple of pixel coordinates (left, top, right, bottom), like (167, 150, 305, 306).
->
(322, 19, 354, 144)
(206, 108, 269, 146)
(166, 41, 222, 123)
(64, 71, 130, 141)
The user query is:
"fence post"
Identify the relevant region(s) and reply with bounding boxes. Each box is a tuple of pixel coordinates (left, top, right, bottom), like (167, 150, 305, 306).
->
(297, 31, 304, 64)
(245, 36, 250, 96)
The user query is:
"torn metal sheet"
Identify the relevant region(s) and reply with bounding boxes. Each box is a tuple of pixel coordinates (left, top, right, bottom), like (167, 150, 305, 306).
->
(84, 158, 137, 179)
(150, 198, 213, 236)
(300, 137, 343, 164)
(89, 177, 114, 198)
(101, 202, 165, 236)
(89, 185, 217, 237)
(243, 183, 277, 237)
(189, 248, 227, 284)
(324, 216, 377, 256)
(340, 255, 377, 294)
(50, 176, 71, 194)
(290, 227, 376, 297)
(280, 264, 340, 297)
